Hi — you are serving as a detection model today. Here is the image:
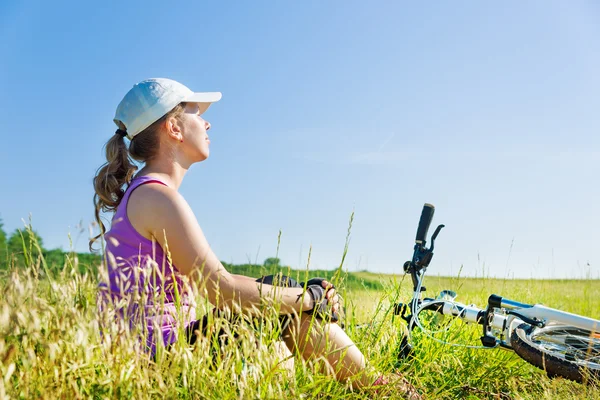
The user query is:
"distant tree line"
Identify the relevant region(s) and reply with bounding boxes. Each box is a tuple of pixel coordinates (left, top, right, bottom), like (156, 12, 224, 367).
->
(0, 219, 382, 290)
(224, 257, 383, 291)
(0, 217, 101, 274)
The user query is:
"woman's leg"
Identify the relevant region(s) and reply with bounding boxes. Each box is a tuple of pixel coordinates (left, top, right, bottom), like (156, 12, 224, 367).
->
(273, 340, 295, 374)
(282, 313, 374, 388)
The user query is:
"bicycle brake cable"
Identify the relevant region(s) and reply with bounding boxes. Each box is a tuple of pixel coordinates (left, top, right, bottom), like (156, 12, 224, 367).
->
(406, 268, 491, 350)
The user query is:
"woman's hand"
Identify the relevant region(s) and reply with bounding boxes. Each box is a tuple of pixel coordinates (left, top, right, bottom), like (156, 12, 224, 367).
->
(303, 278, 340, 322)
(320, 279, 340, 318)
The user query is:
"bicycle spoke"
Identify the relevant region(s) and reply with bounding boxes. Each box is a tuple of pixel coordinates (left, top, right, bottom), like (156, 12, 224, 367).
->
(530, 327, 600, 367)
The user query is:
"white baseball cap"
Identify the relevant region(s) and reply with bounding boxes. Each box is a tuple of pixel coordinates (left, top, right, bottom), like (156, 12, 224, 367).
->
(114, 78, 222, 139)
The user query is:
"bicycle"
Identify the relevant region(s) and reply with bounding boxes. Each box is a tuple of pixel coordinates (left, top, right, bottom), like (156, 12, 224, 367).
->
(394, 203, 600, 383)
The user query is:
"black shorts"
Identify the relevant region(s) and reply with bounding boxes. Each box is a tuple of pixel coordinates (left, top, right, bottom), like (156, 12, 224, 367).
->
(183, 274, 301, 346)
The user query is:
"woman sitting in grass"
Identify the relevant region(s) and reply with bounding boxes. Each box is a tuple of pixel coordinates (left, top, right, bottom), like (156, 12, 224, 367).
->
(91, 77, 420, 398)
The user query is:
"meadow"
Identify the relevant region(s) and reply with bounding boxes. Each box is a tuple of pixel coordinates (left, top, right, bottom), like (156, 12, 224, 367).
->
(0, 245, 598, 399)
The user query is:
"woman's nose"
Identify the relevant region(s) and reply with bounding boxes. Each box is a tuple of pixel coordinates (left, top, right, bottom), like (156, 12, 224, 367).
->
(205, 121, 211, 131)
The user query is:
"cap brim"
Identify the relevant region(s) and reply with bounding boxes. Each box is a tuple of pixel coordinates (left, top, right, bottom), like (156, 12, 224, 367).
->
(184, 92, 222, 114)
(182, 92, 222, 114)
(185, 92, 222, 103)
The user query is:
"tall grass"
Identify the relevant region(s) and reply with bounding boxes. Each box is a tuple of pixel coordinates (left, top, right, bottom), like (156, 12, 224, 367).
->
(0, 231, 598, 399)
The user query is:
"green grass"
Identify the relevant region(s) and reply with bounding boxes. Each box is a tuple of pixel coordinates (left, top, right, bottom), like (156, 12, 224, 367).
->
(0, 255, 598, 399)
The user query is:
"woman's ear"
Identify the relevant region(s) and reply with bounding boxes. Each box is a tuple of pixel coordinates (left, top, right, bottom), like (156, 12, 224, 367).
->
(164, 115, 184, 142)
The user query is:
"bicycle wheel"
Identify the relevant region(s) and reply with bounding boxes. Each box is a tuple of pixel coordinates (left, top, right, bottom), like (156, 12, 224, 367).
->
(511, 323, 600, 383)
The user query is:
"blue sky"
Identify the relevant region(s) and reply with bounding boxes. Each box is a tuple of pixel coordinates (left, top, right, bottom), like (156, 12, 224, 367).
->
(1, 1, 599, 279)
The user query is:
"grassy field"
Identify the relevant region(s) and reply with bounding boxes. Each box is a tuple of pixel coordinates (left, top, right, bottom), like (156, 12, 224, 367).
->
(0, 258, 598, 399)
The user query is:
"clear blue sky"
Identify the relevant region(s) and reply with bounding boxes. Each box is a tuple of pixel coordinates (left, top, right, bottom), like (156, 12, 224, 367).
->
(1, 1, 599, 279)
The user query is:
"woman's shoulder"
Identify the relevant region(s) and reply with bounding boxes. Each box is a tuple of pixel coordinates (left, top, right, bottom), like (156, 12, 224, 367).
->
(127, 178, 204, 263)
(129, 180, 186, 212)
(127, 179, 195, 234)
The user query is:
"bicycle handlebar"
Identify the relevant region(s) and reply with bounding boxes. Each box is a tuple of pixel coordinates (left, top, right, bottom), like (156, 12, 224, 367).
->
(415, 203, 435, 244)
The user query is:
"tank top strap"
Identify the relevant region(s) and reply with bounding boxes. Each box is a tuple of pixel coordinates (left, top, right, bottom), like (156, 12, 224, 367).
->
(118, 176, 169, 214)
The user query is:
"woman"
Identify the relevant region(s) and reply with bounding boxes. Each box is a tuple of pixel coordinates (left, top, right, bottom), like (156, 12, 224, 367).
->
(91, 78, 420, 397)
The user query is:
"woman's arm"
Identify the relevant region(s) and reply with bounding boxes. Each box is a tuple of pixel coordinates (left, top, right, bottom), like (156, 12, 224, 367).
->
(128, 183, 312, 314)
(224, 274, 311, 314)
(231, 273, 259, 282)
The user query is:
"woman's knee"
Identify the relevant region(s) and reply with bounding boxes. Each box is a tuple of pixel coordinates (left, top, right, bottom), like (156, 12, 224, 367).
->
(273, 340, 295, 373)
(282, 313, 339, 354)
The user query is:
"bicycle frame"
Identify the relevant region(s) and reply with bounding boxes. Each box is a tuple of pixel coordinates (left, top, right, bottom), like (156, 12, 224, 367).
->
(393, 204, 600, 382)
(410, 293, 600, 349)
(398, 203, 600, 351)
(488, 297, 599, 346)
(500, 300, 599, 331)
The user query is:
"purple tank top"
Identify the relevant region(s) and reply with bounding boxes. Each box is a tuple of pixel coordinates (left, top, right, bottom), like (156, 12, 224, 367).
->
(98, 176, 196, 355)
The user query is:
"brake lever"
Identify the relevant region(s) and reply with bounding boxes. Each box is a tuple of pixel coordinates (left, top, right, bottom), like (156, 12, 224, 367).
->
(429, 224, 445, 251)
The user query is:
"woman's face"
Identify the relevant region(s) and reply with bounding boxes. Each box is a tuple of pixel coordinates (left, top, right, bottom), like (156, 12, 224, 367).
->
(179, 102, 212, 163)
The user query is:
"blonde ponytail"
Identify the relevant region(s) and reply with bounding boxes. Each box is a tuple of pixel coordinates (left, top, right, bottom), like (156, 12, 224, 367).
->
(90, 133, 137, 251)
(89, 102, 187, 251)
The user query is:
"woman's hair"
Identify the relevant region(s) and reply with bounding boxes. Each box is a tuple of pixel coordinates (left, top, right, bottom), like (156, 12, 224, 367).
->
(89, 103, 187, 251)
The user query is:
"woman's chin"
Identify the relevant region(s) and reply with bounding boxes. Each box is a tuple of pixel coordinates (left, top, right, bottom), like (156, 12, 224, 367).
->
(197, 152, 210, 163)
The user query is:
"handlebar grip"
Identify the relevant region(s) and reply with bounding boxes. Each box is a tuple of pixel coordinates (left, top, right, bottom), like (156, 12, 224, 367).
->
(415, 203, 435, 244)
